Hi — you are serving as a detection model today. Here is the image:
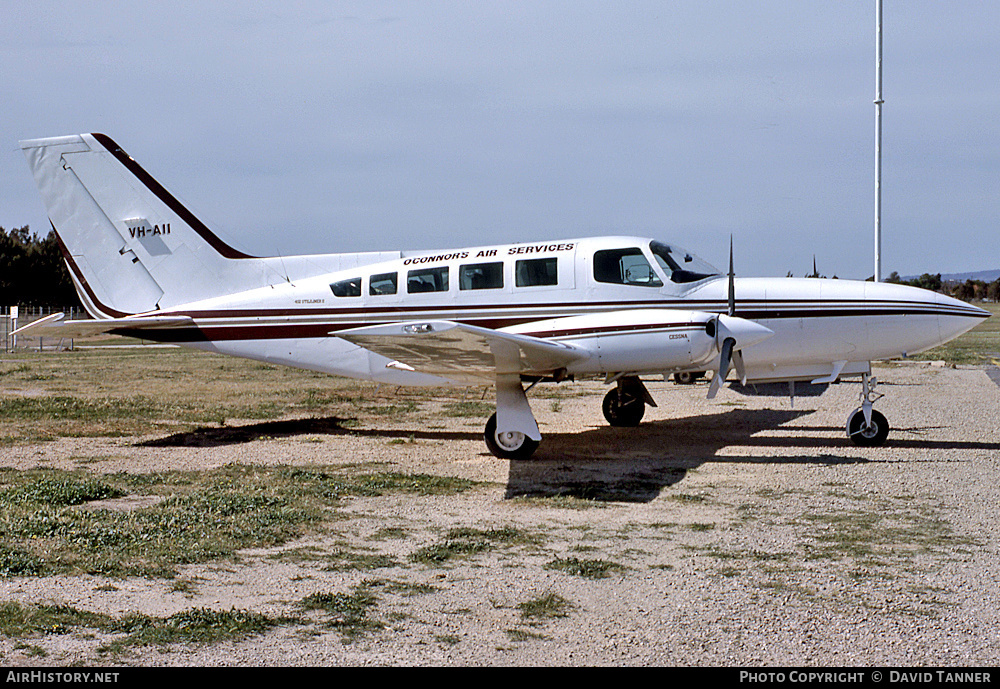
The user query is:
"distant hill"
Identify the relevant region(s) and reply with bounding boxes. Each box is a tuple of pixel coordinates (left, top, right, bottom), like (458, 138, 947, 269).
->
(903, 269, 1000, 283)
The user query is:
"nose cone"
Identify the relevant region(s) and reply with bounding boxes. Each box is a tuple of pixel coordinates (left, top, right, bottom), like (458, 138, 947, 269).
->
(934, 292, 991, 343)
(717, 314, 774, 349)
(866, 281, 990, 354)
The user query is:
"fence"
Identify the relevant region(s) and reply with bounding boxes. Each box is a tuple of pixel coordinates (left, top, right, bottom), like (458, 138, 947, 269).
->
(2, 305, 87, 353)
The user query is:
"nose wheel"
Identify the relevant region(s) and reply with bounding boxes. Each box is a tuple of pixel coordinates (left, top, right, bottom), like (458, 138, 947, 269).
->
(847, 373, 890, 447)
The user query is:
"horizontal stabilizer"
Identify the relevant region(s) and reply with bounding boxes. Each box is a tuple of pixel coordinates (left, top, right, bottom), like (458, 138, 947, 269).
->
(337, 320, 588, 383)
(11, 313, 195, 339)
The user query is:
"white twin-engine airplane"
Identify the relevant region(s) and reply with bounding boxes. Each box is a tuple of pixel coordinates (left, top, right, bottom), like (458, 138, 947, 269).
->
(16, 134, 990, 459)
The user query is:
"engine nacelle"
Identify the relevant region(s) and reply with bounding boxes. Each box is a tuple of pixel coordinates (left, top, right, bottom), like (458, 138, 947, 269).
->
(505, 309, 721, 376)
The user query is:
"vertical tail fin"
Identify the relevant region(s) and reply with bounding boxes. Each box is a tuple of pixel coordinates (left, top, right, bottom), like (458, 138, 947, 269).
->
(20, 133, 258, 316)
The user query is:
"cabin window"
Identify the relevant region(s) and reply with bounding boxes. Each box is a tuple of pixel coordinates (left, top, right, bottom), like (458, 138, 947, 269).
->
(459, 262, 504, 290)
(369, 272, 397, 295)
(515, 258, 558, 287)
(594, 248, 663, 287)
(407, 266, 449, 293)
(330, 277, 362, 297)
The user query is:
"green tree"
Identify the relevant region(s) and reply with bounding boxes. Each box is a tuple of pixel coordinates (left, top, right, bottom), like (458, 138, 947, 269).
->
(0, 225, 80, 307)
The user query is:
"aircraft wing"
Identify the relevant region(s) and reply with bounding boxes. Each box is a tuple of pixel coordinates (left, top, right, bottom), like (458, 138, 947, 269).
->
(336, 320, 589, 384)
(11, 312, 195, 339)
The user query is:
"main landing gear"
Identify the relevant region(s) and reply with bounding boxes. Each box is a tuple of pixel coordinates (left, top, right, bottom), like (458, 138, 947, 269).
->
(602, 376, 656, 427)
(484, 374, 542, 461)
(672, 371, 705, 385)
(846, 373, 890, 447)
(484, 412, 539, 461)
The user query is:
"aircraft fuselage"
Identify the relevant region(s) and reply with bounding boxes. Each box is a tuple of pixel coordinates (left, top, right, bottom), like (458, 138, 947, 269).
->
(130, 235, 986, 389)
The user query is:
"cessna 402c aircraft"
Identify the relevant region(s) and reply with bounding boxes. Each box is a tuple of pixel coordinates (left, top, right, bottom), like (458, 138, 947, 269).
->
(16, 134, 990, 459)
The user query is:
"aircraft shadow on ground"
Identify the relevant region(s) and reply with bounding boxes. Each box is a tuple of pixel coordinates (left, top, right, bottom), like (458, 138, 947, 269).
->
(137, 408, 1000, 504)
(505, 407, 860, 503)
(137, 416, 480, 448)
(508, 406, 1000, 502)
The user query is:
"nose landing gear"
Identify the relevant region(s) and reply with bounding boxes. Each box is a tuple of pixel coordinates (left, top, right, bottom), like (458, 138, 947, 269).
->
(847, 373, 889, 447)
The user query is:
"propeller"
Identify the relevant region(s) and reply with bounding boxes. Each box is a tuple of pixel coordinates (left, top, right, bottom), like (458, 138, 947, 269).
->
(707, 237, 771, 399)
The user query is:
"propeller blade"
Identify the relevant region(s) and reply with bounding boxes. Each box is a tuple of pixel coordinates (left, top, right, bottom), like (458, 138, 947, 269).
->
(707, 336, 736, 399)
(733, 350, 746, 386)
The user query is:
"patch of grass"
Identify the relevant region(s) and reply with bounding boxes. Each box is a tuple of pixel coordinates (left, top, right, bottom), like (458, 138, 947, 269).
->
(363, 401, 418, 416)
(517, 593, 575, 621)
(299, 582, 384, 643)
(668, 492, 709, 504)
(441, 400, 494, 418)
(545, 556, 627, 579)
(0, 600, 285, 652)
(0, 602, 112, 638)
(0, 546, 47, 576)
(0, 396, 159, 422)
(106, 607, 286, 650)
(410, 526, 541, 566)
(321, 548, 399, 572)
(0, 475, 125, 506)
(509, 495, 608, 510)
(801, 499, 978, 570)
(506, 627, 548, 642)
(0, 465, 480, 578)
(688, 522, 716, 532)
(0, 363, 32, 377)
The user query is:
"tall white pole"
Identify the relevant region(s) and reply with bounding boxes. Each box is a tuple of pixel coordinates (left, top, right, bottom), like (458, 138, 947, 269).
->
(874, 0, 884, 281)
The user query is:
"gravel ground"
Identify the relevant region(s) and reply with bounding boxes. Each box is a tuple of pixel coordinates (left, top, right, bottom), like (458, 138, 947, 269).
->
(1, 361, 999, 667)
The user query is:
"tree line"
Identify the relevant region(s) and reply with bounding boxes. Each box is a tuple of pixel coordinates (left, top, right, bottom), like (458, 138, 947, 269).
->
(885, 271, 1000, 303)
(1, 226, 81, 308)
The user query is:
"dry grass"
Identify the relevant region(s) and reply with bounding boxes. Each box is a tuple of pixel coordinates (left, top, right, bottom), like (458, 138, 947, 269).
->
(0, 342, 476, 445)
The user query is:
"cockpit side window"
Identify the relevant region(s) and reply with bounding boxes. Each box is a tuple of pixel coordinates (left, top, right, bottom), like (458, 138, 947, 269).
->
(593, 248, 663, 287)
(649, 241, 718, 284)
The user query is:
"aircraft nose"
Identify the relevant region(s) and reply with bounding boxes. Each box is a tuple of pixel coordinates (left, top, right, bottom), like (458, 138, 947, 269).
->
(935, 292, 991, 342)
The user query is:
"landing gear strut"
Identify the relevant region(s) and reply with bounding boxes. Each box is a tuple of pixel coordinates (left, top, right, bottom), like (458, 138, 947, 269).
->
(846, 373, 889, 447)
(602, 376, 655, 427)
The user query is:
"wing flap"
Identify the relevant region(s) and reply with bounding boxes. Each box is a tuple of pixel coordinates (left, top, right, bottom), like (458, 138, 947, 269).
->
(337, 320, 588, 383)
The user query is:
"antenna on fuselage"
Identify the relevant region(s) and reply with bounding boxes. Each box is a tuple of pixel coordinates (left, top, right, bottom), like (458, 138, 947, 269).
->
(727, 235, 736, 317)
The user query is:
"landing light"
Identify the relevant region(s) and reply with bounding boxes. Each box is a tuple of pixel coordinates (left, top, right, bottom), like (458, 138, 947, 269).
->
(404, 323, 434, 334)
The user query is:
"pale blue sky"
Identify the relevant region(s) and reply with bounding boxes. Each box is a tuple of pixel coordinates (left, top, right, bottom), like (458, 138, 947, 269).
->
(2, 1, 997, 278)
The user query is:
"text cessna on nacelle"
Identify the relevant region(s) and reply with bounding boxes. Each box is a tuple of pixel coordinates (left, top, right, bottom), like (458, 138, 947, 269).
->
(15, 134, 989, 459)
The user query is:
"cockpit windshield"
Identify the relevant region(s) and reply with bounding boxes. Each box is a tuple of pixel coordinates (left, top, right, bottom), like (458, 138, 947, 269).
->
(649, 240, 720, 284)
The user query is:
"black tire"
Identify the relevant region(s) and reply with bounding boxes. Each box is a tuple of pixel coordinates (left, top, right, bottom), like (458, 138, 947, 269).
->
(484, 413, 540, 460)
(847, 408, 890, 447)
(602, 388, 646, 427)
(673, 371, 694, 385)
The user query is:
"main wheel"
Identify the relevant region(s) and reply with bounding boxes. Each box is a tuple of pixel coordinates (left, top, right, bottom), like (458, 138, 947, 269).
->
(602, 388, 646, 427)
(847, 408, 890, 447)
(484, 413, 539, 460)
(673, 371, 704, 385)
